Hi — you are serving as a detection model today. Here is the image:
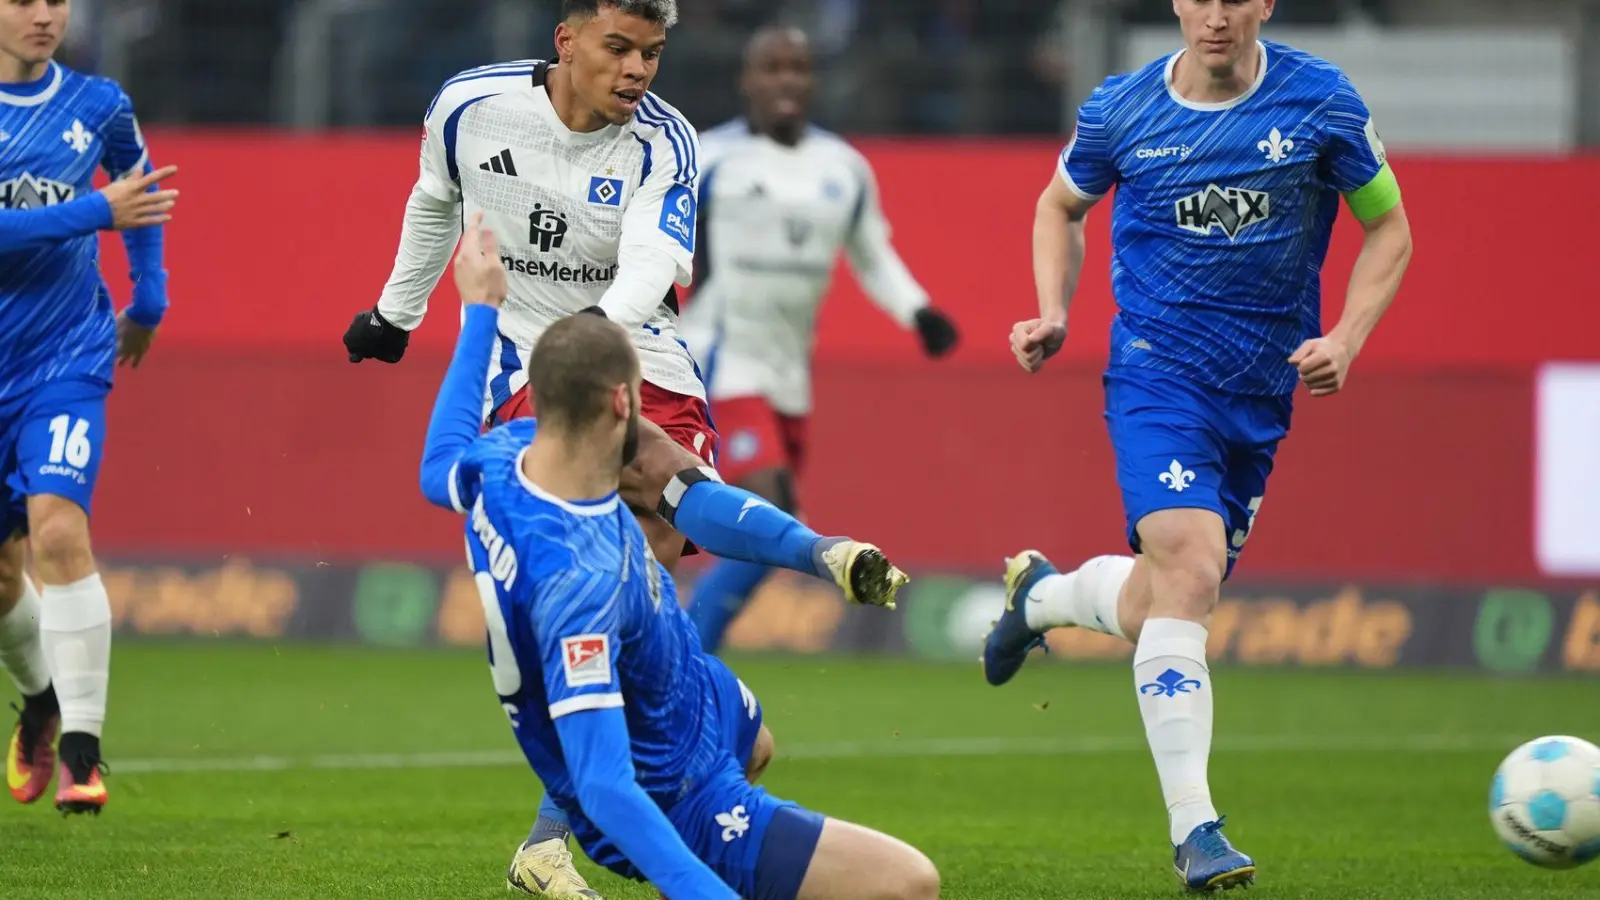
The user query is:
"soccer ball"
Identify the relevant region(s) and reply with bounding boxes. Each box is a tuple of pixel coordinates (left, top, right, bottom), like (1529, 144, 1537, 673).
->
(1490, 735, 1600, 869)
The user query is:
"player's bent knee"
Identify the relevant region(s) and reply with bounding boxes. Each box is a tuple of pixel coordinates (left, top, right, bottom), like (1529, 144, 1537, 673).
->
(26, 496, 94, 582)
(1136, 510, 1226, 576)
(622, 418, 700, 506)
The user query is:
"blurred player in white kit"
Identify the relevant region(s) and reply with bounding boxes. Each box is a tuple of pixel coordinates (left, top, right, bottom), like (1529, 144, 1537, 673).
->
(679, 27, 959, 654)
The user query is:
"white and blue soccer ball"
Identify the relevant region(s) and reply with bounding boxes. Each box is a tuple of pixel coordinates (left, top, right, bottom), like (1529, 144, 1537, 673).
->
(1490, 735, 1600, 869)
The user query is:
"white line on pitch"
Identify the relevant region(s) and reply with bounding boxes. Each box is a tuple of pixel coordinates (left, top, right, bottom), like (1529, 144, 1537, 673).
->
(111, 733, 1526, 775)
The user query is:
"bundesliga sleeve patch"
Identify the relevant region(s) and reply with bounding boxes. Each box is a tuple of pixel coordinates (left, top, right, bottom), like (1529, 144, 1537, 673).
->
(1363, 118, 1387, 165)
(658, 183, 697, 253)
(561, 634, 613, 687)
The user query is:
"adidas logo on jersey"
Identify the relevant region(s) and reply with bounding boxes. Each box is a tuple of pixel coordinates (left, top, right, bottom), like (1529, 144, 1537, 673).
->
(0, 173, 74, 210)
(1175, 184, 1270, 241)
(480, 148, 518, 177)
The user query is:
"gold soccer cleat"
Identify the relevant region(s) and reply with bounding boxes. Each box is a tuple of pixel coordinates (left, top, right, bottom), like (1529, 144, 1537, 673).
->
(506, 837, 603, 898)
(822, 541, 910, 610)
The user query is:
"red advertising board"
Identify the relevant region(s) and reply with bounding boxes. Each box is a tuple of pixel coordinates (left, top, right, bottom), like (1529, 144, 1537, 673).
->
(80, 133, 1600, 581)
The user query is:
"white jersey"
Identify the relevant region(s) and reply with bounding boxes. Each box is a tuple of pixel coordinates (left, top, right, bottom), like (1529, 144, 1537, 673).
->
(376, 60, 705, 419)
(677, 120, 930, 417)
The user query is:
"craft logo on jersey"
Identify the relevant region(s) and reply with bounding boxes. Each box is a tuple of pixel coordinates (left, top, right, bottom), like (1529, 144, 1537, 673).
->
(1175, 184, 1270, 241)
(528, 203, 569, 252)
(0, 173, 75, 210)
(587, 175, 623, 207)
(561, 634, 612, 687)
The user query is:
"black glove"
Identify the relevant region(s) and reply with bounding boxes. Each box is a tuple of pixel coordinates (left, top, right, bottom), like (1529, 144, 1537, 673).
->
(343, 307, 410, 364)
(913, 307, 959, 358)
(578, 306, 608, 318)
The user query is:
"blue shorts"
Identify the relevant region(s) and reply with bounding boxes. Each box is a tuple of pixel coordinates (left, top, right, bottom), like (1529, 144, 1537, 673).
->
(0, 377, 110, 539)
(694, 655, 823, 900)
(1103, 366, 1292, 578)
(704, 653, 764, 769)
(589, 657, 823, 900)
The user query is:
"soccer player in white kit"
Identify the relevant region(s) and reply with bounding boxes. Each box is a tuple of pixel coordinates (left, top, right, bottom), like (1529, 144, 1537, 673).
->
(341, 5, 910, 896)
(677, 27, 959, 654)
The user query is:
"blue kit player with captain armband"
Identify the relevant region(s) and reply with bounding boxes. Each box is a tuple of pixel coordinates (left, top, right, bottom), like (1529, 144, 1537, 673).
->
(981, 0, 1414, 892)
(0, 0, 178, 815)
(417, 214, 940, 900)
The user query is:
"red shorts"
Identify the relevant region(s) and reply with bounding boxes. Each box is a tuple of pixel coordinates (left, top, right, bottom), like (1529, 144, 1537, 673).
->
(491, 381, 719, 466)
(711, 395, 809, 485)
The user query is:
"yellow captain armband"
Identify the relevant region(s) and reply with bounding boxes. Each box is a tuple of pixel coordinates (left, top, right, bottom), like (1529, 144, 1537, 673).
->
(1343, 163, 1402, 222)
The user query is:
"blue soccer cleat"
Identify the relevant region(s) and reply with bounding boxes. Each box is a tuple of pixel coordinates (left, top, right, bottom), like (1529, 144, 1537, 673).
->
(982, 550, 1057, 686)
(1174, 818, 1256, 892)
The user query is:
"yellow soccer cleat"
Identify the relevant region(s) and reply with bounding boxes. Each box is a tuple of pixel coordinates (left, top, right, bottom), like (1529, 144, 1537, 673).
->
(506, 837, 602, 898)
(821, 541, 910, 609)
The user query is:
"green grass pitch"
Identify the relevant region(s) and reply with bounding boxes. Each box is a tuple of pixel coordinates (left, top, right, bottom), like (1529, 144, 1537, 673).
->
(2, 642, 1598, 899)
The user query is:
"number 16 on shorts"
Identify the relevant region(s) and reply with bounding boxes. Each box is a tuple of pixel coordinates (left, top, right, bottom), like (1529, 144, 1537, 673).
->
(9, 401, 106, 515)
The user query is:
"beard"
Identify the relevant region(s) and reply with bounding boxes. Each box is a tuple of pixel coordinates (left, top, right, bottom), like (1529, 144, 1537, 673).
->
(620, 399, 641, 468)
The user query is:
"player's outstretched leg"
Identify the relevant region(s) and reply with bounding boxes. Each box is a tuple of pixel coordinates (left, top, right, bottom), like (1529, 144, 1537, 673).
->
(983, 550, 1135, 685)
(28, 495, 112, 815)
(1, 533, 60, 805)
(507, 795, 602, 898)
(624, 423, 908, 611)
(782, 814, 940, 900)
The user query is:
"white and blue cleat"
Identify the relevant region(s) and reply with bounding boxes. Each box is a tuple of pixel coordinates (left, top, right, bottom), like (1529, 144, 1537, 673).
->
(982, 551, 1058, 686)
(1174, 818, 1256, 892)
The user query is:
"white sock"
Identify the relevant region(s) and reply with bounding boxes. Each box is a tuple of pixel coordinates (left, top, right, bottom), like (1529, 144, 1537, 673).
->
(0, 577, 50, 696)
(1133, 617, 1217, 845)
(40, 573, 112, 737)
(1024, 555, 1133, 638)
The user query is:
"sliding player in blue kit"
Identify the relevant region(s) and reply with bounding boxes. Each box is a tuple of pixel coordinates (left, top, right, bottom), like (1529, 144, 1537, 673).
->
(984, 0, 1413, 892)
(417, 215, 940, 900)
(0, 0, 178, 814)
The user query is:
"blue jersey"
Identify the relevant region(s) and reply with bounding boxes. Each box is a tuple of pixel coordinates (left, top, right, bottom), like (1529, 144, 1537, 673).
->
(447, 419, 727, 870)
(1060, 40, 1388, 397)
(0, 62, 165, 401)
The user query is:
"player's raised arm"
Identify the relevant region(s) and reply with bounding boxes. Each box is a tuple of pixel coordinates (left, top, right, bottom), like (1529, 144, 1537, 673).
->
(842, 154, 958, 358)
(595, 102, 700, 329)
(344, 83, 468, 364)
(536, 571, 738, 900)
(1016, 96, 1116, 374)
(0, 164, 176, 254)
(419, 215, 506, 512)
(1288, 78, 1414, 397)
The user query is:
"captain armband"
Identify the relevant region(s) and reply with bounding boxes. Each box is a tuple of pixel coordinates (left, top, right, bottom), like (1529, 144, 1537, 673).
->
(1343, 163, 1402, 222)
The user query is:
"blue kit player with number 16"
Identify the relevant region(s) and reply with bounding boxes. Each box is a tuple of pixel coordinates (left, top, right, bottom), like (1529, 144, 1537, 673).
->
(983, 0, 1414, 892)
(417, 214, 939, 900)
(0, 0, 177, 815)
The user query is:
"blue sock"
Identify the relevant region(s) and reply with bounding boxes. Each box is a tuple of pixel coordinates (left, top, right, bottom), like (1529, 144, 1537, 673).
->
(667, 479, 840, 579)
(526, 793, 570, 845)
(687, 559, 770, 654)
